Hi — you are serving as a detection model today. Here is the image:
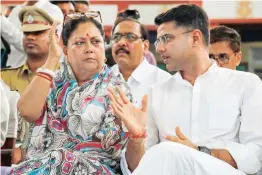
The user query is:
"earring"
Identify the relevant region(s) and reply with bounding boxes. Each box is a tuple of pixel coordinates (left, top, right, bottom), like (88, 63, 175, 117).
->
(104, 58, 107, 62)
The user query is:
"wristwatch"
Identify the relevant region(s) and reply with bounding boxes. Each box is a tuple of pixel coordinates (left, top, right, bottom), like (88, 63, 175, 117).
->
(198, 146, 211, 155)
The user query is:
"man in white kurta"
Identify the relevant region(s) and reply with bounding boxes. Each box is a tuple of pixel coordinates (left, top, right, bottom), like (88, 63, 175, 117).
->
(112, 59, 171, 106)
(132, 63, 262, 175)
(111, 16, 171, 105)
(0, 79, 10, 147)
(0, 79, 20, 147)
(109, 5, 262, 175)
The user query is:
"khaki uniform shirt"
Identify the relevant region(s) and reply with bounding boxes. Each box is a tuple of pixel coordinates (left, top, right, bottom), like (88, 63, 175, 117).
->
(1, 63, 35, 94)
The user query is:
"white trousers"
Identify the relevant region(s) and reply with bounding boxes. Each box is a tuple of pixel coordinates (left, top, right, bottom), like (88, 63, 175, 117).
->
(132, 142, 246, 175)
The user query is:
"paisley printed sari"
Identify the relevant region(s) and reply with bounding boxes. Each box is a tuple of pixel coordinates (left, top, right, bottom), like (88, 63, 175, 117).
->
(8, 61, 132, 175)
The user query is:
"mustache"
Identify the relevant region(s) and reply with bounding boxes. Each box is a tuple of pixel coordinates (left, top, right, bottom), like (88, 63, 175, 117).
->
(115, 47, 130, 55)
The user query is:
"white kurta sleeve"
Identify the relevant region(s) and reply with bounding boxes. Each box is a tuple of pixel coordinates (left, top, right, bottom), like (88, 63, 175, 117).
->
(225, 73, 262, 174)
(0, 80, 10, 147)
(1, 15, 24, 53)
(145, 87, 160, 150)
(120, 149, 132, 175)
(7, 91, 20, 139)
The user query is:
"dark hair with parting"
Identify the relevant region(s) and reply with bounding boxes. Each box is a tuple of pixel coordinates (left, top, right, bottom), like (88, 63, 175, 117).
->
(62, 17, 105, 46)
(210, 25, 241, 53)
(154, 4, 209, 46)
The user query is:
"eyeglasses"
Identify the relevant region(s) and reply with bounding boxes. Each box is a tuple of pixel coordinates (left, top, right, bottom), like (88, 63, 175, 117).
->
(111, 32, 144, 43)
(154, 30, 193, 48)
(209, 52, 237, 65)
(63, 11, 102, 26)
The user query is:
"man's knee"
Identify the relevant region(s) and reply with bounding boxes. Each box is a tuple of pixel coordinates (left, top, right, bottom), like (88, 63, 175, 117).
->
(145, 142, 194, 164)
(134, 142, 195, 174)
(148, 142, 190, 154)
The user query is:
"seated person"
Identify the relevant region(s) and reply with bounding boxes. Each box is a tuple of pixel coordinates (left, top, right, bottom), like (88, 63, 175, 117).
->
(0, 80, 19, 167)
(7, 12, 132, 174)
(109, 4, 262, 175)
(50, 0, 75, 16)
(3, 0, 63, 68)
(0, 79, 10, 147)
(116, 9, 157, 66)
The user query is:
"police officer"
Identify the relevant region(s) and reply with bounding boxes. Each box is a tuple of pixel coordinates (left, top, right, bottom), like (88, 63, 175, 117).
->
(1, 6, 59, 94)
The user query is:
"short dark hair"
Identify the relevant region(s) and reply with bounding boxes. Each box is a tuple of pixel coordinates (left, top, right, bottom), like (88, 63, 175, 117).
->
(62, 17, 104, 46)
(51, 0, 76, 7)
(75, 0, 89, 6)
(210, 25, 241, 53)
(154, 4, 209, 46)
(117, 9, 140, 20)
(112, 18, 149, 40)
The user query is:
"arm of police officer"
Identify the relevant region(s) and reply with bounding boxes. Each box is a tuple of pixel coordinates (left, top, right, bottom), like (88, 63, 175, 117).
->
(18, 21, 60, 122)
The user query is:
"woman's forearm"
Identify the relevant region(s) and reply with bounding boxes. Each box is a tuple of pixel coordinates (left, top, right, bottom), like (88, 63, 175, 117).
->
(126, 139, 145, 172)
(18, 60, 57, 122)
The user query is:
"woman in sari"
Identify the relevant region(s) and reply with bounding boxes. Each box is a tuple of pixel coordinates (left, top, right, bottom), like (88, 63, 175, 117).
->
(8, 12, 132, 175)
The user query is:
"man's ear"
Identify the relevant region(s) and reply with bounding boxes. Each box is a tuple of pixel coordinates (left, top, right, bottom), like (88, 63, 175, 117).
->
(236, 51, 242, 66)
(192, 29, 202, 46)
(143, 40, 150, 55)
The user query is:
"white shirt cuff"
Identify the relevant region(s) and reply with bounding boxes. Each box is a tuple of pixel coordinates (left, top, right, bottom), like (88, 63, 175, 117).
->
(225, 141, 261, 174)
(121, 148, 132, 175)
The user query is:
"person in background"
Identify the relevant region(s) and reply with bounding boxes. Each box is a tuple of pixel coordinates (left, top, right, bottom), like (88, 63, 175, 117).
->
(75, 0, 89, 13)
(3, 5, 15, 17)
(0, 79, 10, 147)
(1, 14, 16, 68)
(1, 6, 59, 96)
(209, 25, 242, 70)
(144, 50, 157, 66)
(50, 0, 75, 16)
(105, 45, 116, 67)
(2, 0, 63, 68)
(116, 9, 157, 66)
(111, 14, 171, 106)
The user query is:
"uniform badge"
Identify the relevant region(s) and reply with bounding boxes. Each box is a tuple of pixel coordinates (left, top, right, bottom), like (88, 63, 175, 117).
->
(27, 15, 34, 24)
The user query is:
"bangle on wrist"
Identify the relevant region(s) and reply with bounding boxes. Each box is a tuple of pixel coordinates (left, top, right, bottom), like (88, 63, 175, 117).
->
(129, 129, 147, 139)
(36, 67, 55, 79)
(37, 73, 52, 83)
